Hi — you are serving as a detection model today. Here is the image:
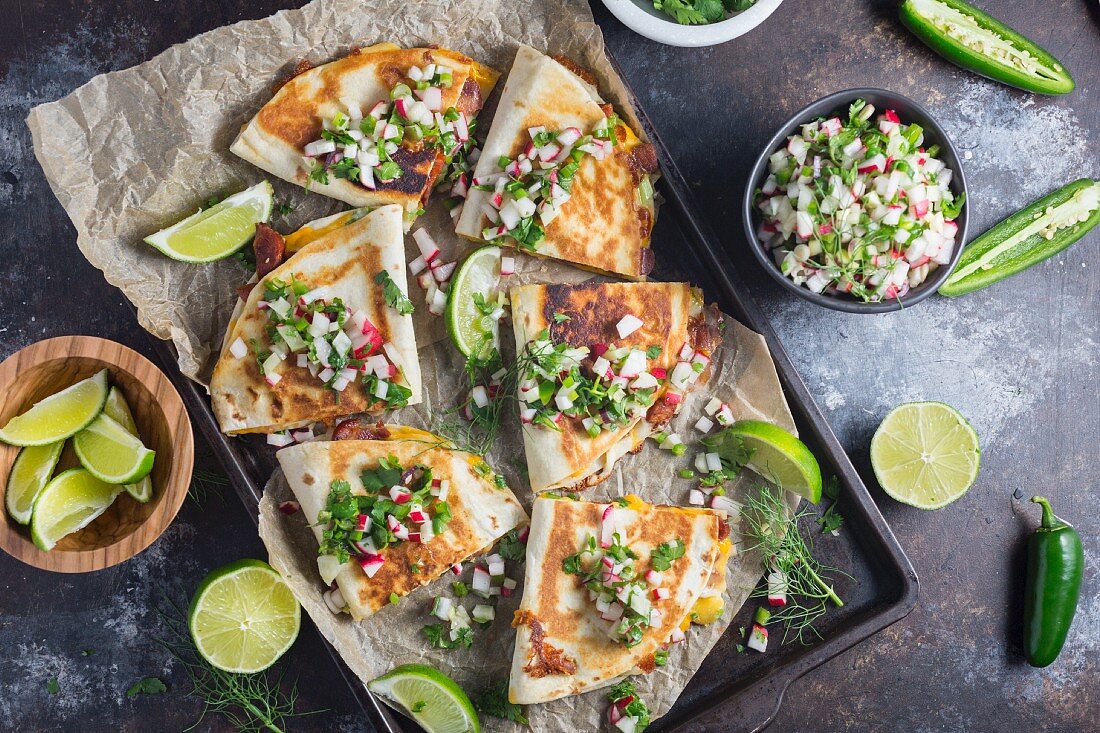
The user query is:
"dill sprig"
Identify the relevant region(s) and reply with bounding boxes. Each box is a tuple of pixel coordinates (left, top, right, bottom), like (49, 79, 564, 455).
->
(155, 598, 323, 733)
(188, 469, 229, 508)
(741, 484, 848, 644)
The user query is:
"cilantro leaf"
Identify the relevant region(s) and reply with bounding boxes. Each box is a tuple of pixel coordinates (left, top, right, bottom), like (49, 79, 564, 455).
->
(498, 528, 528, 562)
(475, 679, 529, 726)
(375, 271, 415, 315)
(126, 677, 167, 697)
(650, 539, 685, 572)
(655, 0, 708, 24)
(422, 624, 473, 649)
(552, 312, 571, 323)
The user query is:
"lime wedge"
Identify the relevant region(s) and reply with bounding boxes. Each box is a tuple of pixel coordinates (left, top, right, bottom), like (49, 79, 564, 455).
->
(722, 420, 823, 503)
(446, 246, 502, 361)
(72, 414, 155, 485)
(369, 664, 480, 733)
(0, 369, 109, 446)
(143, 181, 274, 263)
(30, 468, 124, 551)
(188, 559, 301, 673)
(102, 388, 154, 502)
(5, 441, 64, 524)
(870, 402, 981, 509)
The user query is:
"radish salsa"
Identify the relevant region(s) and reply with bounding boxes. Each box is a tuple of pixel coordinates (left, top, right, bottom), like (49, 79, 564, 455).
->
(754, 99, 964, 302)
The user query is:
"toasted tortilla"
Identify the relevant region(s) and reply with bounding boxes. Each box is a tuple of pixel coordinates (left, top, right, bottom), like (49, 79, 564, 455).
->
(455, 45, 657, 278)
(231, 44, 498, 226)
(510, 281, 709, 492)
(277, 430, 528, 620)
(210, 205, 421, 434)
(509, 495, 725, 705)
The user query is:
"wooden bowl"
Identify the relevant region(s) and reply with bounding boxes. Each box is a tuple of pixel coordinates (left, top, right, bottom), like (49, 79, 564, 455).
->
(0, 336, 193, 572)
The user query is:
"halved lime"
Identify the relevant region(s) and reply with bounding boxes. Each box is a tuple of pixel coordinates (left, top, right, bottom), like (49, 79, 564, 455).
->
(188, 559, 301, 673)
(870, 402, 981, 509)
(30, 468, 124, 551)
(102, 388, 154, 502)
(72, 414, 155, 485)
(0, 369, 109, 446)
(143, 181, 274, 263)
(5, 441, 64, 524)
(446, 246, 502, 361)
(725, 420, 823, 503)
(369, 664, 480, 733)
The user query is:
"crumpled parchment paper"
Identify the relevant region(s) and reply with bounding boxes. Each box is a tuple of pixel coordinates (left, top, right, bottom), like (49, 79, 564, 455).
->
(28, 0, 799, 728)
(259, 314, 798, 732)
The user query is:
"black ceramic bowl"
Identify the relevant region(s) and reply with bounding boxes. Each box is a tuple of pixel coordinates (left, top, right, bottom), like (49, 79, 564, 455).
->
(743, 88, 969, 314)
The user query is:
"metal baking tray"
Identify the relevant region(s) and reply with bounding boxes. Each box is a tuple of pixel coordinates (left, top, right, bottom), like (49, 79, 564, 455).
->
(146, 49, 919, 733)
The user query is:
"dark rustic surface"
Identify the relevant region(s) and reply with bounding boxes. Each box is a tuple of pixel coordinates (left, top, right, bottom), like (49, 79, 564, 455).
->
(1, 1, 1096, 731)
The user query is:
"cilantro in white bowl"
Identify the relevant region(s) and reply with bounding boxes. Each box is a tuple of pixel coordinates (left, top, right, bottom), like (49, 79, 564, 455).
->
(600, 0, 784, 47)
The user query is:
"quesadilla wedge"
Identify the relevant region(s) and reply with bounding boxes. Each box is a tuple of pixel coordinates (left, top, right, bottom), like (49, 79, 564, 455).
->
(211, 204, 422, 434)
(231, 44, 499, 227)
(509, 495, 729, 705)
(277, 427, 527, 620)
(510, 281, 721, 492)
(455, 45, 659, 279)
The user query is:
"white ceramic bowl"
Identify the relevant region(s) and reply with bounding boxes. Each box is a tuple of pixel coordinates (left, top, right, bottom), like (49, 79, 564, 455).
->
(600, 0, 784, 47)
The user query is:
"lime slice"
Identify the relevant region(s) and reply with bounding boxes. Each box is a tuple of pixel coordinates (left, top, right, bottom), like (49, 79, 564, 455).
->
(143, 181, 274, 263)
(0, 369, 109, 446)
(724, 420, 823, 503)
(102, 388, 154, 502)
(870, 402, 981, 509)
(72, 414, 155, 485)
(5, 441, 64, 525)
(30, 468, 124, 551)
(446, 246, 502, 361)
(188, 559, 301, 673)
(369, 664, 480, 733)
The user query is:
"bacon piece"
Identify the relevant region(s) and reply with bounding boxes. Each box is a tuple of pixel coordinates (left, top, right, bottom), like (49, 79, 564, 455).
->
(646, 397, 679, 428)
(629, 143, 659, 175)
(331, 419, 391, 442)
(514, 612, 577, 678)
(274, 58, 313, 93)
(689, 304, 723, 357)
(552, 55, 598, 87)
(252, 223, 286, 279)
(718, 518, 731, 541)
(236, 282, 256, 301)
(599, 103, 615, 118)
(455, 76, 484, 117)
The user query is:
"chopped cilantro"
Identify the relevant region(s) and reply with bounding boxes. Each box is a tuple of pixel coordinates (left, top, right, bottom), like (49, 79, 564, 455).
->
(422, 624, 473, 649)
(411, 700, 427, 713)
(497, 528, 528, 562)
(552, 312, 571, 323)
(375, 270, 415, 315)
(646, 345, 662, 359)
(607, 680, 650, 731)
(126, 677, 167, 697)
(650, 539, 686, 572)
(452, 581, 469, 597)
(474, 679, 529, 726)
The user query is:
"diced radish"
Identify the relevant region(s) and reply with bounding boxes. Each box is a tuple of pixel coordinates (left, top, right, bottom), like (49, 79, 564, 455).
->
(652, 587, 670, 601)
(450, 562, 463, 576)
(616, 314, 644, 339)
(278, 500, 300, 515)
(600, 505, 617, 548)
(663, 390, 683, 406)
(703, 397, 722, 415)
(454, 113, 470, 142)
(412, 229, 440, 263)
(470, 385, 490, 408)
(265, 371, 283, 387)
(389, 486, 412, 503)
(359, 553, 385, 578)
(472, 565, 491, 594)
(767, 570, 789, 607)
(557, 127, 582, 146)
(747, 623, 768, 652)
(694, 416, 714, 433)
(433, 261, 457, 282)
(229, 337, 248, 359)
(688, 489, 705, 506)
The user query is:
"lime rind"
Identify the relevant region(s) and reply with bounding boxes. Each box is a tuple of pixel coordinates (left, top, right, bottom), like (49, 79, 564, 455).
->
(143, 181, 274, 263)
(29, 468, 124, 551)
(728, 420, 823, 504)
(188, 559, 301, 674)
(5, 441, 64, 525)
(870, 401, 981, 510)
(369, 663, 480, 733)
(446, 246, 502, 360)
(72, 413, 155, 485)
(102, 388, 155, 503)
(0, 369, 109, 447)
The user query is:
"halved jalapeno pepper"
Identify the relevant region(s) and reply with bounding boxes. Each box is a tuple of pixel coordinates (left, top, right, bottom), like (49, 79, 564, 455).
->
(899, 0, 1075, 95)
